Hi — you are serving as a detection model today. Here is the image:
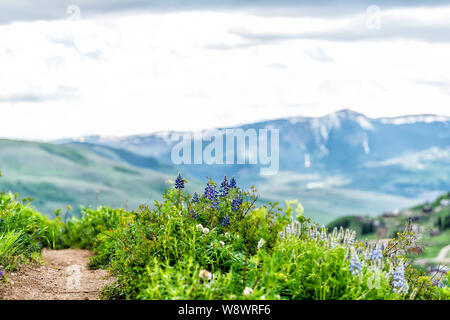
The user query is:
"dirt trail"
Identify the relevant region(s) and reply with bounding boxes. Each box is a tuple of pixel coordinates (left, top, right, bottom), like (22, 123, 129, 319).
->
(0, 249, 113, 300)
(416, 244, 450, 267)
(435, 244, 450, 262)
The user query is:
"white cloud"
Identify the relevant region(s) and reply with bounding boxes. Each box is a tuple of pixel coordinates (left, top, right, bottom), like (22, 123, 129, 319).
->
(0, 9, 450, 141)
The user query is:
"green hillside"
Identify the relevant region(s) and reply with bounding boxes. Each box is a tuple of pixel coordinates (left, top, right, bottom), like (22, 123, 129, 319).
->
(257, 171, 417, 224)
(0, 139, 203, 216)
(327, 192, 450, 270)
(0, 139, 420, 224)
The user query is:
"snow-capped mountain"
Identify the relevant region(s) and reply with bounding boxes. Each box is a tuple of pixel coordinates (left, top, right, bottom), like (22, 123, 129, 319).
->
(62, 109, 450, 203)
(68, 109, 449, 170)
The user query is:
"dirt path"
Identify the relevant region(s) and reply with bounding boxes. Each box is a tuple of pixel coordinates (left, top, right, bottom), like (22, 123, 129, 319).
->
(0, 249, 113, 300)
(416, 244, 450, 267)
(435, 244, 450, 262)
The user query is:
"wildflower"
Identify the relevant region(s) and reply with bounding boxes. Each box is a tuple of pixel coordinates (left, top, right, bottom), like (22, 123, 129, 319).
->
(349, 254, 362, 275)
(199, 269, 212, 281)
(219, 176, 229, 197)
(0, 267, 3, 278)
(191, 210, 198, 219)
(219, 241, 225, 246)
(203, 183, 214, 200)
(257, 238, 265, 250)
(231, 196, 243, 212)
(211, 197, 220, 210)
(204, 183, 220, 209)
(392, 262, 409, 294)
(243, 287, 254, 296)
(229, 177, 237, 189)
(175, 173, 184, 189)
(221, 216, 230, 227)
(433, 280, 444, 288)
(369, 245, 383, 262)
(196, 224, 203, 231)
(319, 225, 327, 241)
(192, 192, 199, 203)
(203, 227, 210, 235)
(280, 221, 303, 239)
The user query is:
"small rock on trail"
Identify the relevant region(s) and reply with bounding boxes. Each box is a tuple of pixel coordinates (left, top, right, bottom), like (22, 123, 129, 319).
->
(0, 248, 113, 300)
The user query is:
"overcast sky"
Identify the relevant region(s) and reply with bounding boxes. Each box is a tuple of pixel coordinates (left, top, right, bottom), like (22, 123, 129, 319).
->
(1, 1, 450, 141)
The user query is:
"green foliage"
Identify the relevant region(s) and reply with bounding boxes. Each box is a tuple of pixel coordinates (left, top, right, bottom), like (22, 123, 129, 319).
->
(1, 172, 448, 300)
(58, 206, 134, 250)
(66, 177, 448, 300)
(0, 192, 60, 271)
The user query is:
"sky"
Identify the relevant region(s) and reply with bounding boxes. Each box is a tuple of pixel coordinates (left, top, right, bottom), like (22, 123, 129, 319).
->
(1, 1, 450, 141)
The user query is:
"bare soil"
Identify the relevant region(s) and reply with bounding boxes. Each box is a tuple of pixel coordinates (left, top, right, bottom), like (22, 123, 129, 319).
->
(0, 249, 113, 300)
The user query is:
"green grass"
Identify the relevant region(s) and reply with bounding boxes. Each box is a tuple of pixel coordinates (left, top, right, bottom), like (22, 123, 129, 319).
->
(0, 139, 202, 217)
(0, 139, 422, 225)
(1, 177, 449, 300)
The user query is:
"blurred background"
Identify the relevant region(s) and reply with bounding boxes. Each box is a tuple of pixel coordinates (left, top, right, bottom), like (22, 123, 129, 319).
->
(0, 1, 449, 268)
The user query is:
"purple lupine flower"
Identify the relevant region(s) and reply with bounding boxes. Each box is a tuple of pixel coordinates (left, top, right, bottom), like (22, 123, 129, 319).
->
(175, 173, 184, 189)
(369, 245, 383, 262)
(392, 262, 408, 294)
(219, 176, 229, 197)
(229, 176, 237, 189)
(192, 192, 199, 203)
(231, 196, 243, 212)
(221, 216, 230, 227)
(211, 197, 220, 210)
(204, 183, 219, 209)
(204, 183, 213, 199)
(349, 254, 362, 275)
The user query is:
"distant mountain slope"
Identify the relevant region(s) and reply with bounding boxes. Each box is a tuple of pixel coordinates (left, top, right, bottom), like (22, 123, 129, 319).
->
(0, 139, 196, 216)
(63, 109, 450, 198)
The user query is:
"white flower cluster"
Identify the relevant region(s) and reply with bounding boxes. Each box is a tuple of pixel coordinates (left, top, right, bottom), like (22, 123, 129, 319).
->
(196, 224, 210, 235)
(280, 221, 356, 249)
(257, 238, 265, 250)
(279, 220, 303, 239)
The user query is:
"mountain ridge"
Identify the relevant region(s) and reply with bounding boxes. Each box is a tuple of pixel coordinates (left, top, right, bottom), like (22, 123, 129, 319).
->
(54, 109, 450, 145)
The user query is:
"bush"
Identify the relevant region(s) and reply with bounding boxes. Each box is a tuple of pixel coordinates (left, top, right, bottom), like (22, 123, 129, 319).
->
(0, 192, 59, 271)
(78, 175, 448, 300)
(2, 173, 448, 300)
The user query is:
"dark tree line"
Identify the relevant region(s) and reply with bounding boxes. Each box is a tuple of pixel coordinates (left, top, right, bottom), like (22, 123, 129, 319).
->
(435, 214, 450, 230)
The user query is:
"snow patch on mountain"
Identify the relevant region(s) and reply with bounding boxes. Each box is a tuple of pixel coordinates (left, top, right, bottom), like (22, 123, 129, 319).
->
(362, 137, 370, 154)
(379, 115, 450, 125)
(304, 154, 311, 168)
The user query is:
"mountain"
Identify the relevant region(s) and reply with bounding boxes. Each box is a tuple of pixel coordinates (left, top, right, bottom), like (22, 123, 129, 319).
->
(1, 109, 449, 223)
(54, 109, 450, 223)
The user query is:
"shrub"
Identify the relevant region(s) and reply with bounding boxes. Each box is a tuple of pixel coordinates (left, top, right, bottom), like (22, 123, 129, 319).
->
(79, 175, 448, 300)
(0, 192, 58, 271)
